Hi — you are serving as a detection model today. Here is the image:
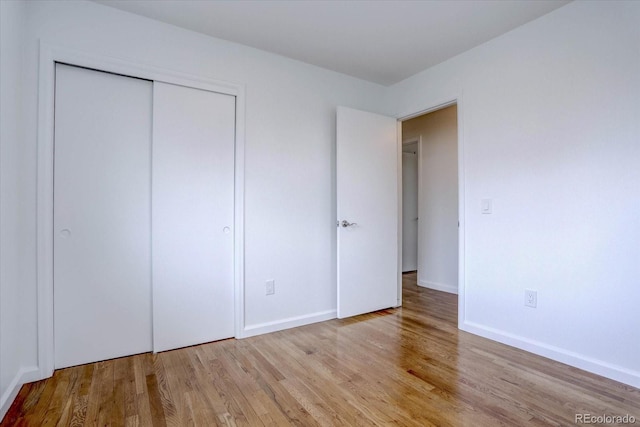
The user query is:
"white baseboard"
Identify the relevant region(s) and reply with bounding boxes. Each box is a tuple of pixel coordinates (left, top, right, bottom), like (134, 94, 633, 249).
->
(461, 321, 640, 389)
(418, 279, 458, 294)
(0, 366, 40, 422)
(241, 309, 337, 338)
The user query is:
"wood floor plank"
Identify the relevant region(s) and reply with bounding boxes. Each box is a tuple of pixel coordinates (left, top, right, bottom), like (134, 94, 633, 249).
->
(3, 273, 639, 426)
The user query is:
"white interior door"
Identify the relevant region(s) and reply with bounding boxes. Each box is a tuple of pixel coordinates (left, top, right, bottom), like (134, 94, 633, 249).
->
(402, 149, 419, 272)
(152, 82, 235, 352)
(337, 106, 400, 319)
(54, 64, 153, 369)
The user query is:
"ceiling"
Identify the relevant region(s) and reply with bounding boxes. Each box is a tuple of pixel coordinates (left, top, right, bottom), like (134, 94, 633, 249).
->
(93, 0, 571, 86)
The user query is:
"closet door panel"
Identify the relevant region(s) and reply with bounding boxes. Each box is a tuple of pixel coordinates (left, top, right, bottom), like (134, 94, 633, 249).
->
(54, 63, 153, 368)
(152, 82, 235, 352)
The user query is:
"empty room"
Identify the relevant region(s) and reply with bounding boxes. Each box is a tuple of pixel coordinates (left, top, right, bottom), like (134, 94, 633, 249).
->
(1, 0, 638, 425)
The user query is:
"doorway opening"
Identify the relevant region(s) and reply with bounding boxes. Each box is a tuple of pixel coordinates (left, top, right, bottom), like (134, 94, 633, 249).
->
(401, 104, 459, 295)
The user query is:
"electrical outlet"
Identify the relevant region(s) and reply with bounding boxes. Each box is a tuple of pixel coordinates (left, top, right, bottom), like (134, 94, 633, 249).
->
(266, 280, 275, 296)
(525, 289, 537, 308)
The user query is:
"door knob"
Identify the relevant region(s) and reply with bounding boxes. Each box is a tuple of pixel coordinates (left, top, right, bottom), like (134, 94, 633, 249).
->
(341, 220, 357, 228)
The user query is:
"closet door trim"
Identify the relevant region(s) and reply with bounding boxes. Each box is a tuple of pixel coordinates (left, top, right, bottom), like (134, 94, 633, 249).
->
(36, 43, 246, 379)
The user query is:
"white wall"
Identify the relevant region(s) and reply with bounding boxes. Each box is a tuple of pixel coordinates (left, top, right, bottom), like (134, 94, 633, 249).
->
(1, 0, 34, 418)
(402, 105, 458, 293)
(389, 0, 640, 386)
(1, 0, 386, 418)
(2, 0, 639, 418)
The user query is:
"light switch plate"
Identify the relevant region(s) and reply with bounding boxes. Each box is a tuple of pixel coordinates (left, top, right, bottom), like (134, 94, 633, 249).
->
(481, 199, 492, 214)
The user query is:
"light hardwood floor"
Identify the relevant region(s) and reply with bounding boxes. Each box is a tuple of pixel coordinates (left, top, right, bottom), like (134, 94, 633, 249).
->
(3, 273, 639, 426)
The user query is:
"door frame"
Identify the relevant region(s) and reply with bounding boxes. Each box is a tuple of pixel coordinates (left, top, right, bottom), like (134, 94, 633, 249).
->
(397, 96, 465, 328)
(36, 42, 246, 379)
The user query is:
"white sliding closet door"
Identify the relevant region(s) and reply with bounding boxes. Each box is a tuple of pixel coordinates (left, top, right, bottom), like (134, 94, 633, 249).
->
(152, 82, 235, 352)
(54, 64, 153, 369)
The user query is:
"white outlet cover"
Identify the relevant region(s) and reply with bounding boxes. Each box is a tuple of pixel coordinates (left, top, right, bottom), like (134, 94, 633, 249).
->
(525, 289, 537, 308)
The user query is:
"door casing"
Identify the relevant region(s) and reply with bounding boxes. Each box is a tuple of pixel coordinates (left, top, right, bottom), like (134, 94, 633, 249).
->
(36, 43, 246, 380)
